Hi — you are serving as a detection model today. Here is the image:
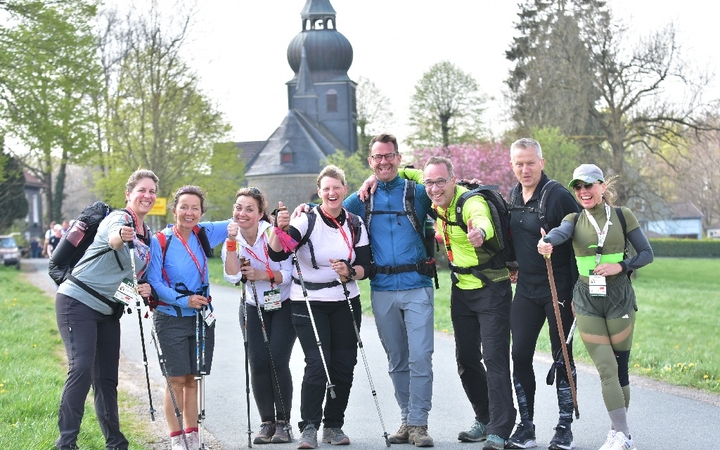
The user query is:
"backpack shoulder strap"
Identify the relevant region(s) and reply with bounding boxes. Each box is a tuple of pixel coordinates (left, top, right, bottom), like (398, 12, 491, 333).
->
(537, 180, 562, 230)
(403, 180, 425, 237)
(347, 210, 363, 246)
(156, 231, 172, 285)
(452, 190, 474, 233)
(615, 207, 627, 236)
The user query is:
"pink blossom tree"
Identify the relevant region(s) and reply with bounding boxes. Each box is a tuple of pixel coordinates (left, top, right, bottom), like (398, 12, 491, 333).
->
(410, 142, 517, 197)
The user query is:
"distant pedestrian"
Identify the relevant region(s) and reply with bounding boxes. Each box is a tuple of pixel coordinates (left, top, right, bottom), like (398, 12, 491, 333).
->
(538, 164, 653, 450)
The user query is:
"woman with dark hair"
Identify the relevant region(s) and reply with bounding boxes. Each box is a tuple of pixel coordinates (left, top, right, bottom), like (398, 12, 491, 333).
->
(223, 187, 295, 444)
(538, 164, 653, 450)
(146, 185, 230, 450)
(268, 165, 372, 450)
(55, 169, 158, 450)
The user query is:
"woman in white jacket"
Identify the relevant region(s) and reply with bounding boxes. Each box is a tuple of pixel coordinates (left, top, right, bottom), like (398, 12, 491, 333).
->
(223, 187, 295, 444)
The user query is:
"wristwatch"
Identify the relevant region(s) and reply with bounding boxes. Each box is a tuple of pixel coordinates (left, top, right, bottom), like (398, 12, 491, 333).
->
(475, 226, 486, 240)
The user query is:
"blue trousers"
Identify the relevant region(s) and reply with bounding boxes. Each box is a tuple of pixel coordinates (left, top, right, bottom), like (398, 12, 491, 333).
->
(371, 287, 434, 426)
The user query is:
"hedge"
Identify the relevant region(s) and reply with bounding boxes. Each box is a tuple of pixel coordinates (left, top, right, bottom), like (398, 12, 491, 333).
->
(648, 238, 720, 258)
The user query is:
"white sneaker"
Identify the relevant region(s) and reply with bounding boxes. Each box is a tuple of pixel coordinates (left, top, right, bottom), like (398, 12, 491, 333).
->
(186, 431, 200, 449)
(170, 433, 196, 450)
(607, 431, 635, 450)
(598, 430, 616, 450)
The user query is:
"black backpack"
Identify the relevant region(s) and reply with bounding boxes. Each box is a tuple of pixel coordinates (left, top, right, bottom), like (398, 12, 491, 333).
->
(508, 180, 564, 232)
(449, 182, 516, 271)
(49, 201, 129, 285)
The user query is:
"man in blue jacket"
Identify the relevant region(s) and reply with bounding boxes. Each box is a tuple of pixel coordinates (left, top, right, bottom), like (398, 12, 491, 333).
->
(344, 133, 436, 447)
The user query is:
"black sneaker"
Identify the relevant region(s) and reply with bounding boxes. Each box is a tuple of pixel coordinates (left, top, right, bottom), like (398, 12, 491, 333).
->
(506, 421, 537, 449)
(548, 424, 574, 450)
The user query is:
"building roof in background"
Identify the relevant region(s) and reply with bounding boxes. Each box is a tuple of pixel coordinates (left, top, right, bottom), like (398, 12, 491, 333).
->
(669, 201, 703, 219)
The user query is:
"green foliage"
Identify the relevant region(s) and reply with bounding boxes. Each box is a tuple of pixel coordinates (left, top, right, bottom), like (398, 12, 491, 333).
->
(407, 61, 487, 149)
(0, 152, 29, 232)
(324, 151, 372, 195)
(356, 76, 395, 153)
(531, 127, 582, 183)
(648, 238, 720, 258)
(0, 0, 103, 222)
(197, 142, 246, 221)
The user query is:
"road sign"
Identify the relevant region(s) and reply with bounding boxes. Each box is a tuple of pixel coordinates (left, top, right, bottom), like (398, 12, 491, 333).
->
(148, 197, 167, 216)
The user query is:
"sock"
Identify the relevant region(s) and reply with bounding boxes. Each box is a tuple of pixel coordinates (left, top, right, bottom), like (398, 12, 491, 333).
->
(185, 427, 199, 434)
(608, 408, 629, 437)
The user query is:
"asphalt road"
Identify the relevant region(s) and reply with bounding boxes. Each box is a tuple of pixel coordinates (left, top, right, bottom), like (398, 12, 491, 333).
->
(22, 258, 720, 449)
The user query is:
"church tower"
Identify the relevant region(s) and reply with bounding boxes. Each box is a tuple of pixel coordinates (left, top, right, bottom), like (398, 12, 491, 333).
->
(286, 0, 358, 152)
(243, 0, 358, 209)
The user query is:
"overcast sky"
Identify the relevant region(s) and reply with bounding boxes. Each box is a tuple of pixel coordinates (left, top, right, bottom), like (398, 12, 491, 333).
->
(177, 0, 718, 148)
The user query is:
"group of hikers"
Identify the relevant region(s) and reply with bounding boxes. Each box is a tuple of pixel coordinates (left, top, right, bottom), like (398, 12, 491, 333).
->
(52, 133, 653, 450)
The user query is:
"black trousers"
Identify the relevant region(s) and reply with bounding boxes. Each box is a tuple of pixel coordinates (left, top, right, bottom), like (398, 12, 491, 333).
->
(55, 293, 128, 450)
(451, 281, 516, 439)
(510, 290, 575, 424)
(291, 298, 360, 430)
(246, 300, 297, 422)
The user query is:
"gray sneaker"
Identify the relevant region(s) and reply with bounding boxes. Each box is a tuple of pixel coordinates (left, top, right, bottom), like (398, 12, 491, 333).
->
(297, 424, 318, 449)
(482, 434, 506, 450)
(322, 427, 350, 445)
(458, 420, 487, 442)
(388, 423, 410, 444)
(408, 425, 435, 447)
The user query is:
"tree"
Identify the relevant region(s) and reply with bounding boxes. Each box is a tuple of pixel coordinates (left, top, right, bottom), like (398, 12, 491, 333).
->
(0, 150, 29, 232)
(0, 0, 102, 222)
(324, 150, 372, 195)
(355, 76, 394, 153)
(531, 127, 582, 183)
(407, 61, 487, 149)
(506, 1, 719, 205)
(93, 2, 232, 207)
(506, 0, 604, 149)
(410, 142, 517, 197)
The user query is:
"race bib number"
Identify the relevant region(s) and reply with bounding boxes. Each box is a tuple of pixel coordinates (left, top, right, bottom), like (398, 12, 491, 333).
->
(588, 275, 607, 297)
(263, 289, 282, 311)
(113, 278, 139, 306)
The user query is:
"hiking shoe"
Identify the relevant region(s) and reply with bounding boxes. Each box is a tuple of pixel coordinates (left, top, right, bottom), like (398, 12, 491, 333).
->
(458, 420, 487, 442)
(297, 424, 318, 449)
(272, 420, 293, 443)
(388, 423, 410, 444)
(606, 431, 635, 450)
(598, 430, 616, 450)
(482, 434, 506, 450)
(506, 421, 537, 448)
(408, 425, 435, 447)
(548, 424, 574, 450)
(254, 421, 276, 444)
(322, 427, 350, 445)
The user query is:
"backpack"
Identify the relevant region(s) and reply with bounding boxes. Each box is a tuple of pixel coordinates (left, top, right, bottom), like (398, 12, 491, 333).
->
(48, 201, 130, 285)
(508, 180, 564, 232)
(364, 180, 439, 287)
(449, 182, 516, 271)
(298, 208, 362, 270)
(144, 225, 213, 311)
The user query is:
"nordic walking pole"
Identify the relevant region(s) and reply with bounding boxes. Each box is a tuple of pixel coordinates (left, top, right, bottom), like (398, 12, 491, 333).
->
(248, 277, 289, 426)
(239, 258, 253, 448)
(292, 252, 336, 399)
(151, 316, 190, 449)
(126, 224, 156, 420)
(543, 235, 580, 419)
(196, 303, 208, 449)
(339, 275, 390, 447)
(275, 205, 336, 399)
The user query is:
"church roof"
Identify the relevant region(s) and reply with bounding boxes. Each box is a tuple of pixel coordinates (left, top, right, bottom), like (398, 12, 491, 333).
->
(300, 0, 336, 17)
(245, 109, 347, 177)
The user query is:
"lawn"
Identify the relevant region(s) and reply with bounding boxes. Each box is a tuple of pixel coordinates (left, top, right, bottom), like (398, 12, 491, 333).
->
(210, 256, 720, 393)
(0, 266, 158, 448)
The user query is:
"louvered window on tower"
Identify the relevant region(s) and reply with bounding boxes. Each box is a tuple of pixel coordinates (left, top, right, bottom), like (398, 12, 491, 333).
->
(326, 89, 338, 112)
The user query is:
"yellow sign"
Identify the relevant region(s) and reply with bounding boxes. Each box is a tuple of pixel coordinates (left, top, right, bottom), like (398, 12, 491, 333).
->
(148, 197, 167, 216)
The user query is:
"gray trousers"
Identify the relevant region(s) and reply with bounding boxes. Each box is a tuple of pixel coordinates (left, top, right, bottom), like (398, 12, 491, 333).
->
(371, 287, 434, 426)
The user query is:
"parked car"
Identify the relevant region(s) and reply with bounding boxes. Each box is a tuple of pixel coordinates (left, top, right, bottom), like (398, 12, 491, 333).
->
(0, 235, 21, 270)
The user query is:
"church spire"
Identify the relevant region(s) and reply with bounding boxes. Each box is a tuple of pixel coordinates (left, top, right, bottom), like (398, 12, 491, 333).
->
(300, 0, 337, 30)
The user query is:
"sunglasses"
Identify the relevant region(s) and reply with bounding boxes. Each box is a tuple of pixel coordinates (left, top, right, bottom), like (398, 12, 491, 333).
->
(573, 182, 596, 191)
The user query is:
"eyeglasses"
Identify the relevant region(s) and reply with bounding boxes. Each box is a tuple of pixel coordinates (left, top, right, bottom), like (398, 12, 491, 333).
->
(424, 178, 448, 189)
(369, 153, 398, 163)
(573, 182, 595, 191)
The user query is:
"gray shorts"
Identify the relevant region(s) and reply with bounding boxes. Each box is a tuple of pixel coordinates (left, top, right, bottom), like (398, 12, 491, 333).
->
(153, 311, 215, 377)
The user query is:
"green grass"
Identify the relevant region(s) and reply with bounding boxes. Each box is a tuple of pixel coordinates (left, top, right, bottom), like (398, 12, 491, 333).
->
(0, 266, 158, 449)
(210, 256, 720, 394)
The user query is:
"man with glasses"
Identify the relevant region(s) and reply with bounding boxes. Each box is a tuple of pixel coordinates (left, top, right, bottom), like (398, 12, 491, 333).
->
(422, 156, 515, 450)
(344, 133, 436, 447)
(506, 138, 580, 450)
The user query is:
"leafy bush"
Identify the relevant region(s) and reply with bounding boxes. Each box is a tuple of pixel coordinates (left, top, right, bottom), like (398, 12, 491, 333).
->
(648, 238, 720, 258)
